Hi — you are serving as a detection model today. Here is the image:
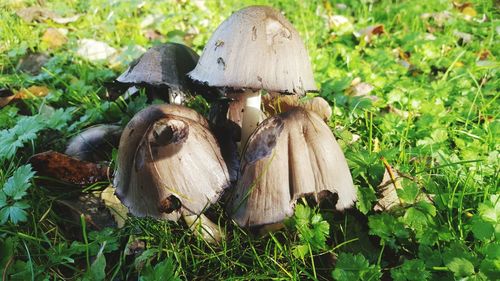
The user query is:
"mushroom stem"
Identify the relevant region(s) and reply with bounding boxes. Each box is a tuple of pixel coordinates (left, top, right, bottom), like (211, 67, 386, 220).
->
(240, 90, 262, 148)
(183, 214, 223, 244)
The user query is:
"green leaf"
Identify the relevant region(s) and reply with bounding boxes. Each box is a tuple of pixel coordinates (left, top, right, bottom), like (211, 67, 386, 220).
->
(0, 192, 7, 209)
(368, 213, 409, 248)
(403, 203, 435, 231)
(478, 196, 499, 224)
(471, 218, 494, 241)
(46, 108, 73, 130)
(2, 164, 35, 200)
(139, 257, 181, 281)
(446, 258, 475, 278)
(357, 186, 377, 214)
(82, 243, 107, 281)
(414, 201, 436, 217)
(90, 245, 107, 281)
(292, 244, 309, 259)
(0, 202, 29, 224)
(396, 183, 419, 204)
(391, 259, 430, 281)
(479, 258, 500, 281)
(332, 253, 381, 281)
(291, 204, 330, 252)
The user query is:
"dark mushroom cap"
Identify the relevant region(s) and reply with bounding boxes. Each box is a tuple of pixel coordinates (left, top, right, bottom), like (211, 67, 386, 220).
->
(113, 104, 230, 221)
(189, 6, 317, 95)
(65, 124, 122, 162)
(116, 43, 199, 93)
(230, 108, 356, 227)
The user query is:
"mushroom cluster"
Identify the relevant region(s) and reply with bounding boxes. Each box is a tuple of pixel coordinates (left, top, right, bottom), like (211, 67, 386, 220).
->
(111, 5, 356, 236)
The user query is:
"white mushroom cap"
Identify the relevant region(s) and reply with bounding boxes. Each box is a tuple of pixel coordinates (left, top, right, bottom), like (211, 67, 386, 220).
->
(230, 108, 356, 227)
(113, 104, 230, 221)
(189, 6, 317, 95)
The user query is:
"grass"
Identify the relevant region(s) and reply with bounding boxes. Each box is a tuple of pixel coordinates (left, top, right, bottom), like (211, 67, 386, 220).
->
(0, 0, 498, 280)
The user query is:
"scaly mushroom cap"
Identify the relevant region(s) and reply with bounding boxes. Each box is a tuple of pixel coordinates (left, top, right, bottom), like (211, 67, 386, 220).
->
(188, 6, 317, 95)
(230, 108, 356, 227)
(114, 104, 230, 221)
(116, 43, 199, 93)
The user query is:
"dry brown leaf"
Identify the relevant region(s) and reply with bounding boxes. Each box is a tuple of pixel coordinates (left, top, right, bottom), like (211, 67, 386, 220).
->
(41, 28, 68, 49)
(452, 1, 473, 11)
(478, 49, 491, 60)
(355, 24, 385, 43)
(17, 52, 50, 75)
(100, 185, 128, 228)
(16, 6, 79, 24)
(374, 158, 402, 211)
(15, 85, 50, 99)
(29, 151, 109, 185)
(0, 89, 16, 108)
(143, 29, 164, 41)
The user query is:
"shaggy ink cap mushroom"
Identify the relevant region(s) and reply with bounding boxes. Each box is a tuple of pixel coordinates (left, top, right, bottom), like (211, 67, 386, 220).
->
(230, 108, 356, 228)
(189, 6, 318, 146)
(113, 104, 231, 222)
(116, 43, 200, 104)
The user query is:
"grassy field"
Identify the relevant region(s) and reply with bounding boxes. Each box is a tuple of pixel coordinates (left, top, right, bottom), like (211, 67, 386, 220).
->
(0, 0, 498, 280)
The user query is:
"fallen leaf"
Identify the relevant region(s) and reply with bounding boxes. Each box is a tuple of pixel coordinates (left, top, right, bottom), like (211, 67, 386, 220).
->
(29, 151, 109, 185)
(461, 7, 477, 17)
(16, 6, 79, 24)
(351, 82, 375, 97)
(347, 78, 377, 101)
(143, 29, 164, 41)
(478, 49, 491, 60)
(76, 39, 117, 62)
(16, 52, 50, 75)
(453, 30, 473, 44)
(374, 158, 402, 211)
(41, 28, 68, 49)
(100, 185, 128, 228)
(420, 11, 452, 27)
(16, 6, 56, 22)
(15, 85, 50, 98)
(452, 1, 473, 11)
(0, 89, 16, 108)
(51, 14, 80, 24)
(354, 24, 385, 43)
(328, 15, 354, 35)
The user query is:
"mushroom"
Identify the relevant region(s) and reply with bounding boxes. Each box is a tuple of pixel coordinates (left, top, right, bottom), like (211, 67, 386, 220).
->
(189, 6, 317, 147)
(116, 43, 200, 104)
(229, 107, 356, 228)
(113, 104, 230, 241)
(65, 124, 122, 162)
(262, 94, 333, 121)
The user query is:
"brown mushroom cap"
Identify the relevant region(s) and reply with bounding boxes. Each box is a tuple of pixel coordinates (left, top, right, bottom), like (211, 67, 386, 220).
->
(113, 104, 230, 221)
(188, 6, 317, 95)
(116, 43, 199, 92)
(230, 108, 356, 227)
